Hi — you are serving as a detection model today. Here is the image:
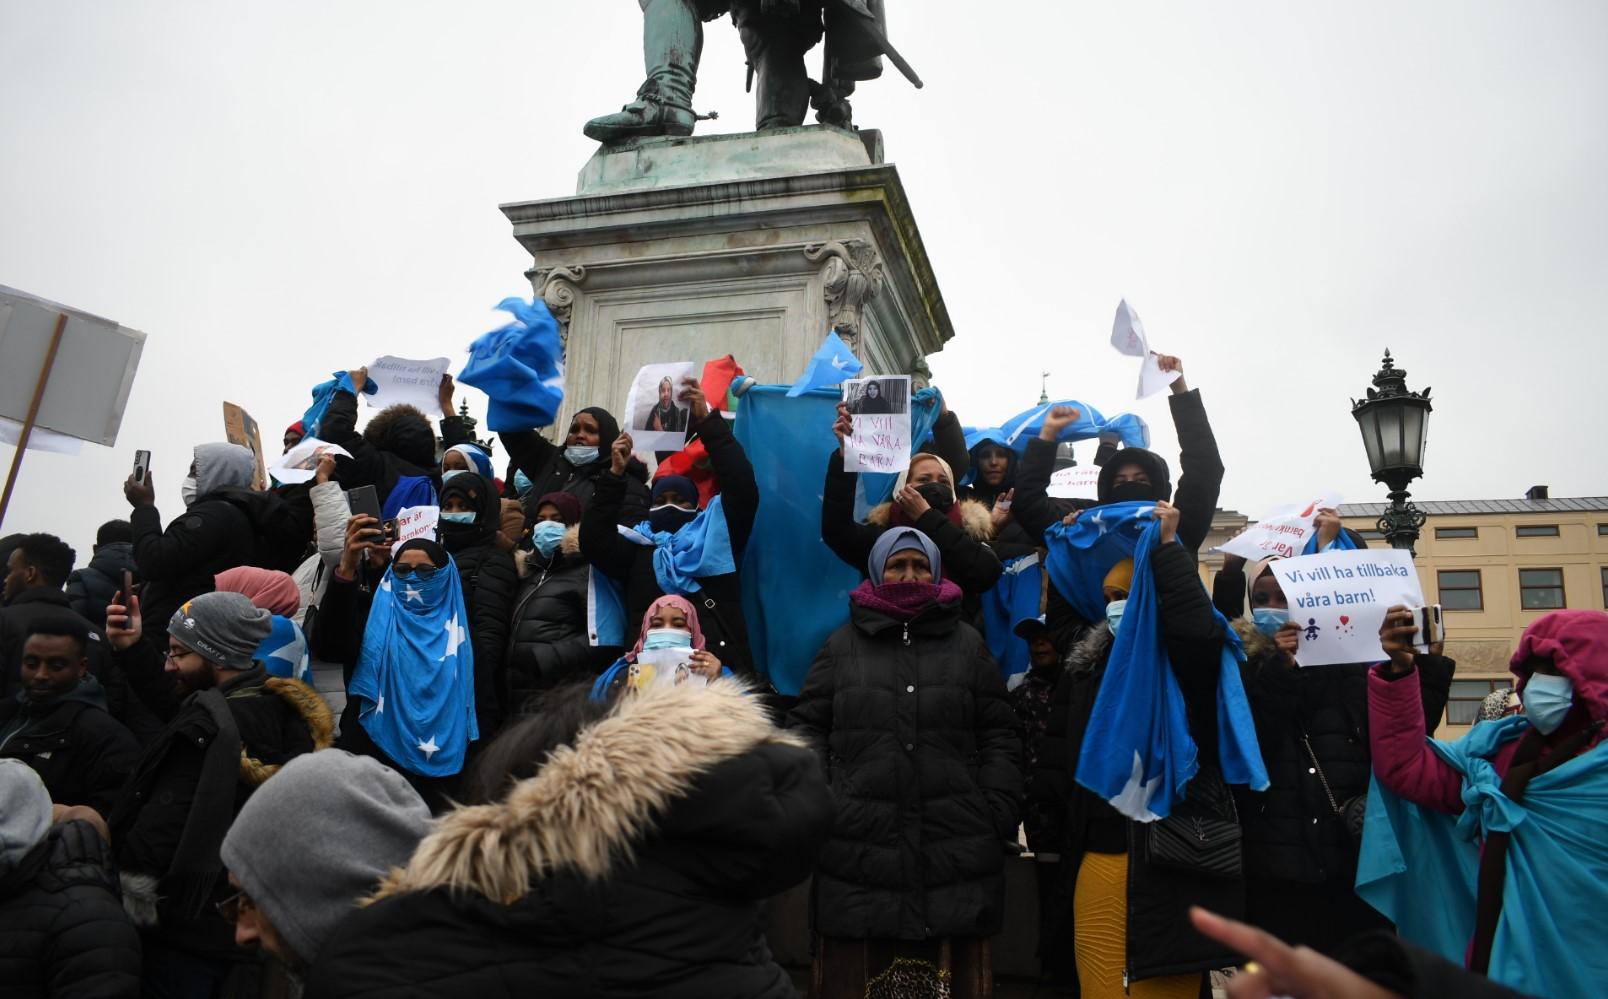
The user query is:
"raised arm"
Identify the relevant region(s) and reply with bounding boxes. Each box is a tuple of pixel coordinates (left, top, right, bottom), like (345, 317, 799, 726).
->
(1012, 406, 1081, 543)
(820, 445, 883, 578)
(1160, 358, 1224, 556)
(577, 435, 641, 581)
(684, 380, 759, 557)
(924, 406, 971, 482)
(1367, 605, 1465, 814)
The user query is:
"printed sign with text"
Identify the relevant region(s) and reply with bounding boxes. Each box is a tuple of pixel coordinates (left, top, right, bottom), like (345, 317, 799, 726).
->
(1271, 548, 1426, 667)
(367, 356, 451, 416)
(1215, 493, 1343, 562)
(842, 375, 912, 474)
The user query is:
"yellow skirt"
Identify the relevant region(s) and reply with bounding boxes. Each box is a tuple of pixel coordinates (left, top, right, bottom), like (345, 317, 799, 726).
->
(1073, 851, 1199, 999)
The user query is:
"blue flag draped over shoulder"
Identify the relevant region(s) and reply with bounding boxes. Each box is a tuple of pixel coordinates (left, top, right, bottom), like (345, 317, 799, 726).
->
(623, 495, 737, 597)
(458, 297, 565, 433)
(302, 371, 376, 440)
(981, 554, 1043, 685)
(349, 559, 479, 778)
(1356, 718, 1608, 997)
(787, 331, 863, 397)
(1046, 503, 1267, 820)
(736, 386, 863, 695)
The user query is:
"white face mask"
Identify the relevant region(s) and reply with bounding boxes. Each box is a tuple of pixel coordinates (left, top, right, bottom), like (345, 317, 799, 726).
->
(181, 475, 199, 507)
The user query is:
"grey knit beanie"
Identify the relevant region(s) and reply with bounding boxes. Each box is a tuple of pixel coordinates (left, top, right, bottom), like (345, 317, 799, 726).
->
(0, 759, 52, 868)
(220, 751, 431, 965)
(168, 591, 272, 670)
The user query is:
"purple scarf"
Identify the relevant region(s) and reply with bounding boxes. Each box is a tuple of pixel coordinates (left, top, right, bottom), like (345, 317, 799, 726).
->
(850, 578, 964, 622)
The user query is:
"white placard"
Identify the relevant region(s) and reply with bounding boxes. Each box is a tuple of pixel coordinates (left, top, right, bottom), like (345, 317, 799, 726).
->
(624, 361, 696, 452)
(1216, 493, 1343, 561)
(268, 437, 353, 485)
(0, 286, 145, 447)
(1271, 548, 1426, 667)
(1110, 299, 1181, 400)
(842, 376, 912, 474)
(0, 416, 82, 455)
(1048, 465, 1101, 500)
(389, 505, 440, 553)
(628, 648, 708, 691)
(366, 356, 451, 416)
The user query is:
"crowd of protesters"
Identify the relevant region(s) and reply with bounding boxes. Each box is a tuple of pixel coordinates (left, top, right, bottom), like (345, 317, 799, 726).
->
(0, 346, 1601, 999)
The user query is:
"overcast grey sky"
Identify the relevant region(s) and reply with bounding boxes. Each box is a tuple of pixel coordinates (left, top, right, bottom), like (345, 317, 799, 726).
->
(3, 1, 1605, 556)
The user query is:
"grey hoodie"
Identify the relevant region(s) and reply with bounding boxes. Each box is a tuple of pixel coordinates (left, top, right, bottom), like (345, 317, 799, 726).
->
(193, 442, 257, 499)
(0, 758, 50, 875)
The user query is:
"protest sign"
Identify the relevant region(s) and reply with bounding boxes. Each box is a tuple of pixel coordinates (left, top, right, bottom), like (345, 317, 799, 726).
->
(1048, 464, 1101, 500)
(0, 417, 81, 456)
(222, 402, 268, 491)
(842, 376, 911, 474)
(624, 361, 696, 452)
(1216, 493, 1344, 561)
(1271, 548, 1426, 667)
(269, 437, 353, 485)
(628, 648, 708, 692)
(0, 286, 145, 447)
(366, 356, 451, 416)
(1110, 299, 1181, 400)
(390, 505, 440, 552)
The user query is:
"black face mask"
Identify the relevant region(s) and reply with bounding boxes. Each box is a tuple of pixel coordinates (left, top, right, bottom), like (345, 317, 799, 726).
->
(648, 505, 698, 534)
(1107, 481, 1159, 504)
(916, 481, 955, 513)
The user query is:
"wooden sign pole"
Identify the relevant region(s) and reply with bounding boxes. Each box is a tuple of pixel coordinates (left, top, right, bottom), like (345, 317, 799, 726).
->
(0, 312, 69, 530)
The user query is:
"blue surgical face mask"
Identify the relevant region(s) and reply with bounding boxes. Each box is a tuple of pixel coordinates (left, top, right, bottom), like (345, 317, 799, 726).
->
(531, 520, 566, 557)
(441, 469, 467, 482)
(1253, 607, 1291, 639)
(1105, 599, 1128, 637)
(564, 445, 600, 466)
(513, 469, 534, 497)
(439, 511, 476, 524)
(641, 628, 693, 651)
(1523, 673, 1574, 735)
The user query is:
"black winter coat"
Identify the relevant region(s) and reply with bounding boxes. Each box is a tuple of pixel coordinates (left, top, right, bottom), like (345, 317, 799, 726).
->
(821, 450, 1004, 599)
(306, 681, 834, 999)
(581, 410, 761, 675)
(65, 542, 136, 633)
(501, 427, 651, 527)
(441, 541, 518, 729)
(788, 590, 1023, 940)
(1026, 541, 1242, 981)
(0, 820, 141, 999)
(504, 530, 619, 708)
(0, 677, 140, 817)
(320, 388, 474, 505)
(1233, 623, 1454, 886)
(0, 588, 110, 701)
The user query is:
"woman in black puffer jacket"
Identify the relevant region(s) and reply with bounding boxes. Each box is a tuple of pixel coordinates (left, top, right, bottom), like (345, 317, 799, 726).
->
(1231, 560, 1455, 956)
(788, 527, 1022, 999)
(438, 473, 519, 734)
(504, 493, 619, 711)
(305, 681, 835, 999)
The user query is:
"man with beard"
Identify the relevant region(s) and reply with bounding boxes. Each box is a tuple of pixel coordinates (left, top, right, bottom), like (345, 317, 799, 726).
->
(105, 590, 333, 998)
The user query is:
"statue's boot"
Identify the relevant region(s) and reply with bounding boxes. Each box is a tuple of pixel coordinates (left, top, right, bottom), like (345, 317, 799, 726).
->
(812, 77, 856, 130)
(584, 0, 702, 142)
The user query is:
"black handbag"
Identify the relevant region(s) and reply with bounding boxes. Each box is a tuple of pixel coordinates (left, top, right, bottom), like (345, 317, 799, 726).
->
(1143, 764, 1243, 880)
(1302, 732, 1367, 841)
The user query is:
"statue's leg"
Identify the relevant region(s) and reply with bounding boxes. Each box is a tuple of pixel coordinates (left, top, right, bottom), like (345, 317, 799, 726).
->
(583, 0, 706, 142)
(734, 4, 812, 131)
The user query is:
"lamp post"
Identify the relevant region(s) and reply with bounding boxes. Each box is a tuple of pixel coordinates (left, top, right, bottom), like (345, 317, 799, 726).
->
(1351, 350, 1432, 554)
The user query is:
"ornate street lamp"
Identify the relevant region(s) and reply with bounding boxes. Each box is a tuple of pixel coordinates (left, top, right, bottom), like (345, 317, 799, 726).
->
(1351, 350, 1432, 553)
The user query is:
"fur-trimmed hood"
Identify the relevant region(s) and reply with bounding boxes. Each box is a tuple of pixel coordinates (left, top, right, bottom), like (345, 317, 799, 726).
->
(378, 679, 804, 904)
(1230, 617, 1277, 660)
(516, 524, 583, 579)
(238, 676, 335, 786)
(865, 498, 995, 543)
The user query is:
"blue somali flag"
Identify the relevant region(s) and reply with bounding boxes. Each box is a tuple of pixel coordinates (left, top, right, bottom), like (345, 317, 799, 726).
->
(981, 553, 1043, 685)
(968, 398, 1150, 455)
(1046, 502, 1267, 820)
(458, 297, 565, 433)
(302, 370, 376, 440)
(786, 331, 863, 397)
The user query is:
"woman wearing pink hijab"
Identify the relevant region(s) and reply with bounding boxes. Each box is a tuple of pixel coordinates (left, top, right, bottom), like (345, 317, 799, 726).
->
(214, 567, 308, 681)
(589, 595, 728, 700)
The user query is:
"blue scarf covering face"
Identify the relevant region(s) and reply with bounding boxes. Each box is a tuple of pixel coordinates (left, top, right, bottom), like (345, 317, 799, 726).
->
(349, 557, 479, 777)
(1357, 716, 1608, 997)
(620, 494, 736, 597)
(1044, 501, 1268, 820)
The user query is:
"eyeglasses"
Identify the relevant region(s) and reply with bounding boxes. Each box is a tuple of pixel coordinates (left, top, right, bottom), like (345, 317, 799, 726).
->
(396, 565, 438, 581)
(215, 887, 255, 924)
(164, 648, 200, 663)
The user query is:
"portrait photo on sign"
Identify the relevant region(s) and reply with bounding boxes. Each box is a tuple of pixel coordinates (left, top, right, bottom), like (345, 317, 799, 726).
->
(843, 376, 909, 415)
(623, 360, 696, 452)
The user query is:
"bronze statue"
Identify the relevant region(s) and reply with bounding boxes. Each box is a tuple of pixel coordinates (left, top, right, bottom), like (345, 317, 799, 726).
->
(584, 0, 921, 142)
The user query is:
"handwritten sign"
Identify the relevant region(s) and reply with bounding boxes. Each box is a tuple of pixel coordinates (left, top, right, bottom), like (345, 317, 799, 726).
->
(842, 375, 912, 474)
(222, 402, 267, 491)
(1048, 464, 1101, 500)
(1271, 548, 1425, 667)
(389, 505, 440, 553)
(268, 437, 353, 485)
(1216, 493, 1343, 561)
(628, 648, 707, 691)
(367, 356, 451, 416)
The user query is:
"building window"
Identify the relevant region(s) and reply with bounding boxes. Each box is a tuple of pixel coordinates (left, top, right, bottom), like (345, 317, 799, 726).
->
(1435, 527, 1478, 539)
(1358, 530, 1386, 542)
(1519, 568, 1566, 610)
(1599, 524, 1608, 536)
(1601, 567, 1608, 609)
(1447, 680, 1511, 726)
(1437, 570, 1483, 610)
(1516, 525, 1560, 538)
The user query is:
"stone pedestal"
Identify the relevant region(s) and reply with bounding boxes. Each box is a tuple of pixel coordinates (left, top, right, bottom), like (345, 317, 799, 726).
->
(500, 125, 953, 434)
